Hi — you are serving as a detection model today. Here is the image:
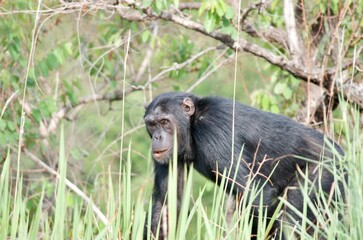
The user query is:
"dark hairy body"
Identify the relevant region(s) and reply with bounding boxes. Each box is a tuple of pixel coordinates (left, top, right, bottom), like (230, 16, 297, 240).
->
(143, 92, 345, 239)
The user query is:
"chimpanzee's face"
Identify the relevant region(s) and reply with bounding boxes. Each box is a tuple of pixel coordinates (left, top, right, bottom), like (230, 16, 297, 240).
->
(144, 106, 176, 164)
(144, 96, 195, 164)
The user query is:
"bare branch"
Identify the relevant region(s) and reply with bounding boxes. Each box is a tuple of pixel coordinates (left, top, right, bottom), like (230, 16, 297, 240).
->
(143, 45, 223, 88)
(283, 0, 303, 64)
(147, 8, 363, 109)
(134, 23, 158, 83)
(23, 148, 110, 226)
(52, 1, 363, 110)
(41, 87, 134, 138)
(56, 1, 358, 96)
(240, 0, 273, 25)
(341, 82, 363, 107)
(39, 44, 220, 137)
(187, 50, 232, 92)
(178, 2, 201, 11)
(242, 22, 288, 49)
(148, 8, 323, 82)
(117, 7, 146, 21)
(0, 91, 18, 119)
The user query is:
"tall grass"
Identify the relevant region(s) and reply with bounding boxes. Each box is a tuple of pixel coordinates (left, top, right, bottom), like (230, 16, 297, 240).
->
(0, 105, 361, 239)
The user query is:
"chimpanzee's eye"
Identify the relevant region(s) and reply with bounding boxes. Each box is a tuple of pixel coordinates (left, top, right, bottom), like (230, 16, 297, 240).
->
(148, 122, 156, 128)
(160, 119, 169, 126)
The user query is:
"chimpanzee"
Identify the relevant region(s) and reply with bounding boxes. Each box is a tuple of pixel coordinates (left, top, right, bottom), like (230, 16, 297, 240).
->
(143, 92, 345, 239)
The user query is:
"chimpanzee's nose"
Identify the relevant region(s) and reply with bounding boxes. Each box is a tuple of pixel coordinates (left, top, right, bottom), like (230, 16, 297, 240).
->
(153, 133, 162, 141)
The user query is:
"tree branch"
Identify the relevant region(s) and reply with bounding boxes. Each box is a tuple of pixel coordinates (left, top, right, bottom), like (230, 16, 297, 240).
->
(56, 1, 363, 109)
(39, 43, 221, 137)
(341, 82, 363, 107)
(283, 0, 303, 64)
(23, 148, 110, 226)
(143, 45, 223, 88)
(187, 49, 233, 92)
(40, 87, 135, 138)
(134, 23, 158, 83)
(242, 22, 288, 50)
(147, 8, 362, 108)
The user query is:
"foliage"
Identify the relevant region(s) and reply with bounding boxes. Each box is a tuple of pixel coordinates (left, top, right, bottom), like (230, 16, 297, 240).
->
(252, 68, 301, 116)
(0, 106, 361, 239)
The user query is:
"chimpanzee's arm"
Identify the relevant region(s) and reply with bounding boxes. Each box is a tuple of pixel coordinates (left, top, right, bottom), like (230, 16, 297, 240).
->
(145, 162, 186, 240)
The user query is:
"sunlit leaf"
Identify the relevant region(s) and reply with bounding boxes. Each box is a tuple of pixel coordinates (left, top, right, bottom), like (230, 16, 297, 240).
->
(142, 30, 151, 43)
(270, 105, 280, 114)
(283, 87, 293, 100)
(273, 82, 287, 94)
(204, 12, 217, 33)
(262, 95, 270, 110)
(0, 120, 6, 131)
(225, 6, 235, 20)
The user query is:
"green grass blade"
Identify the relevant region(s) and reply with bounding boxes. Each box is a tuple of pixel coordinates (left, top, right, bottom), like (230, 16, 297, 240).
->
(51, 123, 68, 240)
(0, 149, 11, 239)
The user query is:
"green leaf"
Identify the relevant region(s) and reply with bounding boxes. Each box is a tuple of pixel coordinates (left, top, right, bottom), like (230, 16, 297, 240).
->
(230, 28, 238, 40)
(269, 95, 278, 104)
(64, 80, 78, 105)
(155, 0, 163, 11)
(0, 134, 6, 146)
(318, 2, 326, 13)
(27, 77, 36, 87)
(261, 95, 270, 110)
(142, 0, 153, 8)
(63, 42, 73, 56)
(7, 121, 16, 132)
(217, 0, 227, 14)
(9, 44, 20, 60)
(46, 99, 57, 114)
(283, 87, 293, 100)
(53, 49, 65, 64)
(273, 82, 287, 94)
(71, 148, 83, 160)
(204, 12, 217, 33)
(270, 105, 280, 114)
(289, 76, 300, 87)
(199, 2, 208, 15)
(225, 6, 235, 20)
(216, 3, 225, 17)
(173, 0, 179, 8)
(222, 17, 230, 27)
(331, 0, 338, 14)
(32, 108, 42, 123)
(0, 120, 6, 131)
(141, 30, 151, 43)
(39, 101, 50, 118)
(39, 61, 49, 77)
(221, 18, 238, 39)
(46, 53, 59, 70)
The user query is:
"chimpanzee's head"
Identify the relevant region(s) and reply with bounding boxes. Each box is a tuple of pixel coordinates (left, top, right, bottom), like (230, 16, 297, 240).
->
(144, 92, 195, 164)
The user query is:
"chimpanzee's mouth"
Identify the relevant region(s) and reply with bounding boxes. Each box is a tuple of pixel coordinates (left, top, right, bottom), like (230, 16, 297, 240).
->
(153, 147, 171, 159)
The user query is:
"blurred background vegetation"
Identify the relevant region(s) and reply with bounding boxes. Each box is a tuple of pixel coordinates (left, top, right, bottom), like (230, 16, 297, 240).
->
(0, 0, 362, 239)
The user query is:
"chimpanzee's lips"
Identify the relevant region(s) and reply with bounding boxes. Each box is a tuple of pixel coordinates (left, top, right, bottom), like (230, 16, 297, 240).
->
(153, 148, 171, 159)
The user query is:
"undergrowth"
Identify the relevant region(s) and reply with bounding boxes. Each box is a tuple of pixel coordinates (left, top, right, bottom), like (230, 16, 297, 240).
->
(0, 102, 361, 239)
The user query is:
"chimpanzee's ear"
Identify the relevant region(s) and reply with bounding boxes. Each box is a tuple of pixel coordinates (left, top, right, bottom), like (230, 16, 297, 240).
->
(182, 97, 195, 117)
